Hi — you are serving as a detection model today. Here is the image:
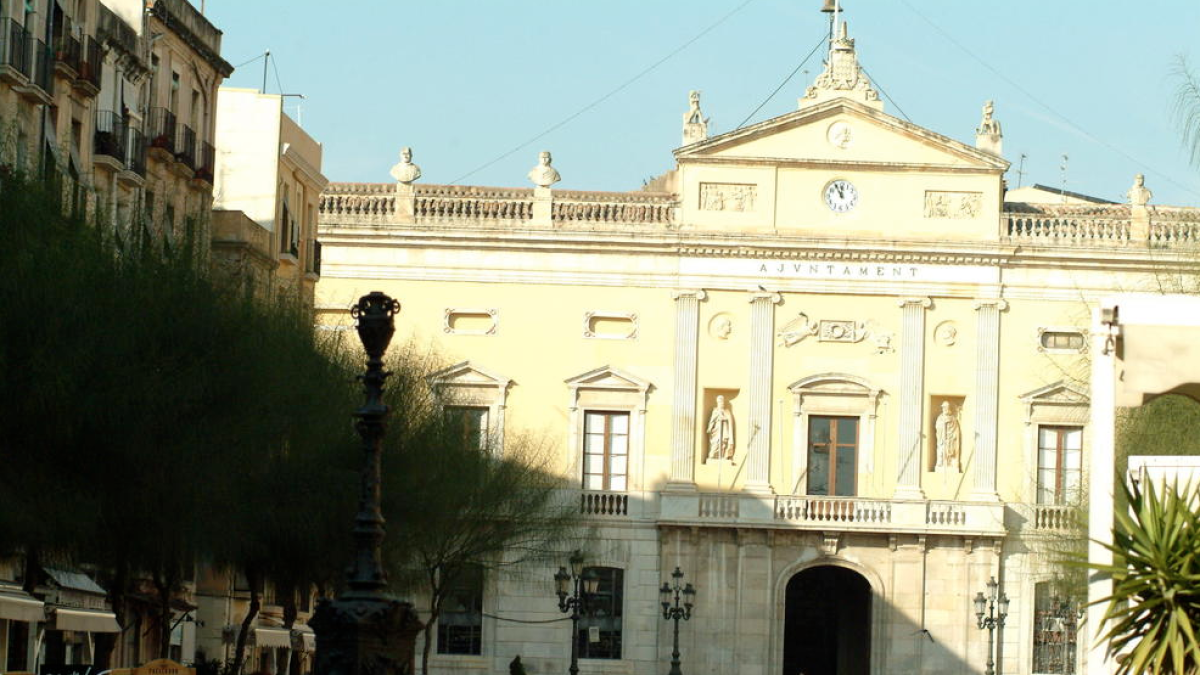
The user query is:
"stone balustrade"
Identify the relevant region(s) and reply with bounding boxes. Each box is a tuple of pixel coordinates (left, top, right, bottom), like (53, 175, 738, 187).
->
(320, 182, 677, 229)
(580, 490, 629, 517)
(1009, 503, 1081, 535)
(1004, 202, 1200, 248)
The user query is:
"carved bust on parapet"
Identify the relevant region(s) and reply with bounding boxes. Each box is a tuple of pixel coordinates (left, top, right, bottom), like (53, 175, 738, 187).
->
(389, 146, 422, 184)
(1127, 173, 1152, 207)
(528, 150, 561, 188)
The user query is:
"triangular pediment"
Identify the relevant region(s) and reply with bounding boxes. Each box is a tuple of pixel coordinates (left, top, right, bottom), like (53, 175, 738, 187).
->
(1020, 381, 1090, 406)
(676, 99, 1007, 171)
(429, 361, 512, 389)
(565, 365, 651, 393)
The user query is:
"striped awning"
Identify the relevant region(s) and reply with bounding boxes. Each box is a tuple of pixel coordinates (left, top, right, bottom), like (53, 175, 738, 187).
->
(50, 608, 120, 633)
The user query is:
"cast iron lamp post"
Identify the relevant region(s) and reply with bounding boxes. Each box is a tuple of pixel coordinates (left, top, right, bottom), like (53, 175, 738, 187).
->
(974, 576, 1010, 675)
(659, 567, 695, 675)
(555, 551, 598, 675)
(312, 291, 422, 675)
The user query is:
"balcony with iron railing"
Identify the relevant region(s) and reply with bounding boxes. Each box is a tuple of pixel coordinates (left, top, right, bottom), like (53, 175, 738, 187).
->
(75, 36, 102, 94)
(193, 140, 215, 183)
(53, 33, 81, 76)
(0, 19, 30, 83)
(16, 34, 54, 102)
(148, 108, 177, 155)
(175, 124, 197, 170)
(93, 111, 126, 166)
(123, 127, 147, 181)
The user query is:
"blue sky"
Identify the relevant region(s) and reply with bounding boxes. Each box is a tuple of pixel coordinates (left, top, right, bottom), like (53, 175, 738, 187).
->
(202, 0, 1200, 206)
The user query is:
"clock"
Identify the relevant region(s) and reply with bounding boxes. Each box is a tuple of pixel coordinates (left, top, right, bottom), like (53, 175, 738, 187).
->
(824, 179, 858, 213)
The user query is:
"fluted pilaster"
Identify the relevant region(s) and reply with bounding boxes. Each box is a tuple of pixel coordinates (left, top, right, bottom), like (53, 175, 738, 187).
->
(668, 290, 706, 489)
(895, 297, 931, 499)
(746, 292, 781, 493)
(971, 299, 1007, 500)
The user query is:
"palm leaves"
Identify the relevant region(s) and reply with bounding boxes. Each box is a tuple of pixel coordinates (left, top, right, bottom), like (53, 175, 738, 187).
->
(1091, 478, 1200, 674)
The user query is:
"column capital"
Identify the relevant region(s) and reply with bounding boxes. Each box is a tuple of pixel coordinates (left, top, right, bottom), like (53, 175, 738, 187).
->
(973, 298, 1009, 312)
(897, 297, 932, 309)
(672, 289, 707, 301)
(749, 291, 783, 304)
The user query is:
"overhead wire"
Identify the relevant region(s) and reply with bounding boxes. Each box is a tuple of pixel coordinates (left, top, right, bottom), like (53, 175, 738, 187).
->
(899, 0, 1200, 200)
(735, 35, 827, 130)
(859, 65, 910, 122)
(271, 55, 285, 95)
(232, 52, 266, 70)
(448, 0, 758, 185)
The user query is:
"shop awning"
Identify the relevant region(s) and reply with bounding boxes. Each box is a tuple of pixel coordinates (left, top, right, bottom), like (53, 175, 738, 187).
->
(50, 608, 120, 633)
(291, 624, 315, 653)
(0, 588, 44, 622)
(254, 627, 292, 649)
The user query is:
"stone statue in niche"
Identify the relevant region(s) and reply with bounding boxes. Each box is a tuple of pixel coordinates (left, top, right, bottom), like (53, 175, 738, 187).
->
(528, 151, 561, 188)
(389, 146, 422, 184)
(706, 395, 735, 462)
(1127, 173, 1152, 207)
(934, 401, 961, 471)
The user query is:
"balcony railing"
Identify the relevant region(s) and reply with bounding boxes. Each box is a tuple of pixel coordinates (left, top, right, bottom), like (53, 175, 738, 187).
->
(53, 34, 81, 73)
(125, 127, 147, 177)
(94, 111, 126, 162)
(148, 108, 177, 154)
(175, 124, 196, 169)
(29, 36, 52, 93)
(77, 36, 102, 90)
(194, 140, 215, 182)
(0, 19, 31, 78)
(580, 490, 628, 516)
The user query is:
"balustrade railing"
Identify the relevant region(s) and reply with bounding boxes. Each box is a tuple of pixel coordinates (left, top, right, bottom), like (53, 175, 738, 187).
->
(926, 501, 967, 527)
(775, 496, 894, 524)
(125, 127, 147, 176)
(1005, 213, 1131, 246)
(77, 36, 102, 90)
(553, 191, 674, 225)
(1030, 504, 1078, 532)
(698, 494, 739, 519)
(414, 185, 534, 221)
(0, 20, 29, 78)
(580, 490, 628, 516)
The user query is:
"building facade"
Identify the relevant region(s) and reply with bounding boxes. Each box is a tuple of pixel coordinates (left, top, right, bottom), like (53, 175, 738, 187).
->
(314, 21, 1200, 675)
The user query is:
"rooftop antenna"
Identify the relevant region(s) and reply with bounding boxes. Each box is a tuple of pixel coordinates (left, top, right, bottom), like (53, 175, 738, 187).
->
(1059, 154, 1069, 202)
(261, 49, 270, 94)
(1016, 153, 1027, 188)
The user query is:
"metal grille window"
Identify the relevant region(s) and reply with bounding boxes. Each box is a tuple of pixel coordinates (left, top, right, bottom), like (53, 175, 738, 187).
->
(1032, 582, 1078, 674)
(578, 567, 622, 660)
(1037, 426, 1082, 505)
(807, 416, 858, 496)
(436, 566, 482, 656)
(583, 412, 628, 491)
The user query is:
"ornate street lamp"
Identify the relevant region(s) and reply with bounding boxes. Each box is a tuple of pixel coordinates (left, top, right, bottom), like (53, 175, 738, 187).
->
(312, 291, 422, 675)
(659, 567, 695, 675)
(555, 551, 598, 675)
(974, 576, 1010, 675)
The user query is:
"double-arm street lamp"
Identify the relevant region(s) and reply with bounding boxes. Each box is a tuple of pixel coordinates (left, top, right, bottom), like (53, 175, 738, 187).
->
(974, 576, 1010, 675)
(659, 567, 695, 675)
(555, 551, 598, 675)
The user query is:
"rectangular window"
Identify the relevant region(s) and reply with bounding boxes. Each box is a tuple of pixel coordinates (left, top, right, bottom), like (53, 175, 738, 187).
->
(7, 620, 29, 671)
(445, 405, 489, 451)
(807, 416, 858, 496)
(579, 567, 622, 660)
(1032, 582, 1078, 674)
(436, 566, 483, 655)
(583, 411, 628, 491)
(1037, 426, 1082, 505)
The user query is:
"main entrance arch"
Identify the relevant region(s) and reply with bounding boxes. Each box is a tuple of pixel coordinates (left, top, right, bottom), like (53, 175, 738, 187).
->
(782, 565, 872, 675)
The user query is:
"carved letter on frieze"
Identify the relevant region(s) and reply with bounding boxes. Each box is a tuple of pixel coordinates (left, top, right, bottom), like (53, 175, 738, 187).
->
(700, 183, 758, 212)
(924, 191, 983, 219)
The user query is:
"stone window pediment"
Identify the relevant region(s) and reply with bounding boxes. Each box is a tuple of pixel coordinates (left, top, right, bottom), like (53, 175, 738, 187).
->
(565, 366, 652, 496)
(787, 373, 883, 491)
(564, 366, 652, 412)
(1019, 381, 1089, 425)
(428, 361, 513, 453)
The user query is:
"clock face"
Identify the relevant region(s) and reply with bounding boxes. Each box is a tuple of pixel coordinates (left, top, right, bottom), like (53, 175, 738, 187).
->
(824, 179, 858, 213)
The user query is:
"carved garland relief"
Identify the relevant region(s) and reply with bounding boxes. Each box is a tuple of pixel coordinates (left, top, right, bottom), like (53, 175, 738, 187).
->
(924, 191, 982, 219)
(700, 183, 757, 212)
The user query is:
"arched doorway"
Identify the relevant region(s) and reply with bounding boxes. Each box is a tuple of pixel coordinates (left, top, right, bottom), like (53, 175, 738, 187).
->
(782, 565, 871, 675)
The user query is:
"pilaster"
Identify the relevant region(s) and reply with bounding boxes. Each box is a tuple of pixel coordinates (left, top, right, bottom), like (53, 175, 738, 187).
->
(895, 297, 931, 499)
(746, 291, 781, 493)
(667, 290, 706, 490)
(971, 299, 1007, 500)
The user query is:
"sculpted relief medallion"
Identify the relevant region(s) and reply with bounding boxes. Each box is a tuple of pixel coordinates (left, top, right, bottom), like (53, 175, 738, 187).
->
(924, 191, 982, 219)
(827, 121, 853, 149)
(708, 313, 734, 340)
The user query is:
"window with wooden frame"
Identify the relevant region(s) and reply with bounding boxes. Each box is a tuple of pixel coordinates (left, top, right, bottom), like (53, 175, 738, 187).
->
(807, 415, 859, 496)
(436, 565, 483, 656)
(1036, 426, 1082, 505)
(444, 405, 489, 452)
(582, 411, 629, 491)
(578, 567, 623, 660)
